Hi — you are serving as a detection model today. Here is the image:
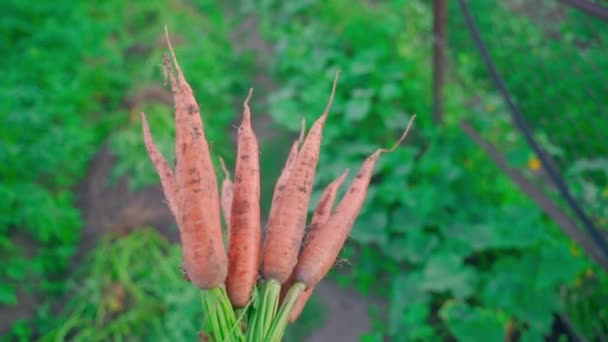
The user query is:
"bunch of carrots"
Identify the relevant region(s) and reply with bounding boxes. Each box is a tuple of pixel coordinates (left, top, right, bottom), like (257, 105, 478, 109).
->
(140, 29, 415, 342)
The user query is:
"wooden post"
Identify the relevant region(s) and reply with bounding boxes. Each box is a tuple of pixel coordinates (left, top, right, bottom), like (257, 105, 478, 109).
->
(432, 0, 447, 124)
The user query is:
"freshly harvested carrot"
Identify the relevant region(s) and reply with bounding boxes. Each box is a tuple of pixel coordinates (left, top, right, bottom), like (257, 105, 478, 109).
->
(303, 168, 350, 246)
(219, 157, 234, 229)
(284, 169, 350, 323)
(268, 118, 306, 222)
(164, 28, 226, 289)
(140, 112, 179, 220)
(294, 115, 416, 289)
(226, 89, 262, 307)
(262, 72, 340, 284)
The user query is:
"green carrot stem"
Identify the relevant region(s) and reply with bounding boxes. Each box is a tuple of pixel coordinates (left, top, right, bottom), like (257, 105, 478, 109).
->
(246, 279, 281, 341)
(202, 290, 223, 342)
(266, 282, 305, 342)
(202, 287, 245, 342)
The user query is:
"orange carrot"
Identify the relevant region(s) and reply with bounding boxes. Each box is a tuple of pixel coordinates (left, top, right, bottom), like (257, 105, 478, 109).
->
(262, 72, 340, 284)
(294, 115, 416, 289)
(268, 118, 306, 222)
(226, 89, 262, 307)
(304, 169, 350, 244)
(285, 169, 349, 323)
(219, 157, 234, 229)
(140, 112, 179, 220)
(164, 28, 226, 289)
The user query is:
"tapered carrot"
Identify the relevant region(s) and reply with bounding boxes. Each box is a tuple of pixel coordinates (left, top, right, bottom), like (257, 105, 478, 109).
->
(304, 168, 350, 245)
(294, 115, 416, 289)
(268, 118, 306, 222)
(283, 169, 350, 323)
(219, 157, 234, 229)
(164, 28, 226, 289)
(226, 89, 262, 307)
(140, 112, 179, 220)
(262, 72, 340, 284)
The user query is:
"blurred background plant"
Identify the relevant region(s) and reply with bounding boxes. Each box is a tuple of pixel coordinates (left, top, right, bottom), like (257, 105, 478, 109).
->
(1, 0, 607, 341)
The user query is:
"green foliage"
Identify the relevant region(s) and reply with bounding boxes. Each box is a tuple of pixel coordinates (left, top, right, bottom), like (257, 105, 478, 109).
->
(439, 301, 509, 342)
(249, 0, 605, 340)
(447, 0, 608, 162)
(40, 229, 203, 342)
(1, 0, 125, 311)
(36, 229, 322, 342)
(565, 266, 608, 340)
(107, 0, 250, 192)
(109, 104, 176, 192)
(1, 0, 249, 337)
(4, 0, 606, 340)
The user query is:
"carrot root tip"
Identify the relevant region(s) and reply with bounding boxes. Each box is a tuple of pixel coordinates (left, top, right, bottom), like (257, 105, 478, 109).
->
(298, 118, 306, 145)
(380, 114, 417, 153)
(320, 70, 341, 119)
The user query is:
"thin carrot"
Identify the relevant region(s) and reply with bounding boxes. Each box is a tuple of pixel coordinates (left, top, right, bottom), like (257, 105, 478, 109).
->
(226, 89, 262, 307)
(304, 168, 350, 245)
(294, 115, 416, 289)
(262, 72, 340, 284)
(164, 28, 226, 289)
(140, 112, 179, 220)
(219, 157, 234, 229)
(268, 118, 306, 222)
(283, 169, 349, 323)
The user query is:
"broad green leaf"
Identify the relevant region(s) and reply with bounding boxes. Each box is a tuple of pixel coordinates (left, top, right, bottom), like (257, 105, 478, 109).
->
(390, 208, 417, 233)
(536, 243, 584, 289)
(421, 252, 477, 299)
(387, 230, 439, 264)
(397, 184, 438, 229)
(439, 301, 508, 342)
(483, 255, 559, 334)
(345, 89, 373, 122)
(443, 206, 544, 251)
(377, 177, 410, 204)
(351, 211, 388, 245)
(379, 82, 401, 101)
(519, 329, 545, 342)
(268, 87, 302, 131)
(389, 273, 436, 340)
(0, 283, 17, 306)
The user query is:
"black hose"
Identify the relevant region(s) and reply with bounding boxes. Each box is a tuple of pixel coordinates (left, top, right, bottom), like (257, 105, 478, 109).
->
(456, 0, 608, 259)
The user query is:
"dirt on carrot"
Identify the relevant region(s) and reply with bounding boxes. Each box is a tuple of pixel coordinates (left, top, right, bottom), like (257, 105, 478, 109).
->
(283, 169, 350, 322)
(162, 28, 227, 289)
(225, 89, 262, 307)
(261, 72, 341, 284)
(293, 115, 416, 289)
(268, 118, 306, 224)
(140, 112, 179, 220)
(141, 38, 418, 335)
